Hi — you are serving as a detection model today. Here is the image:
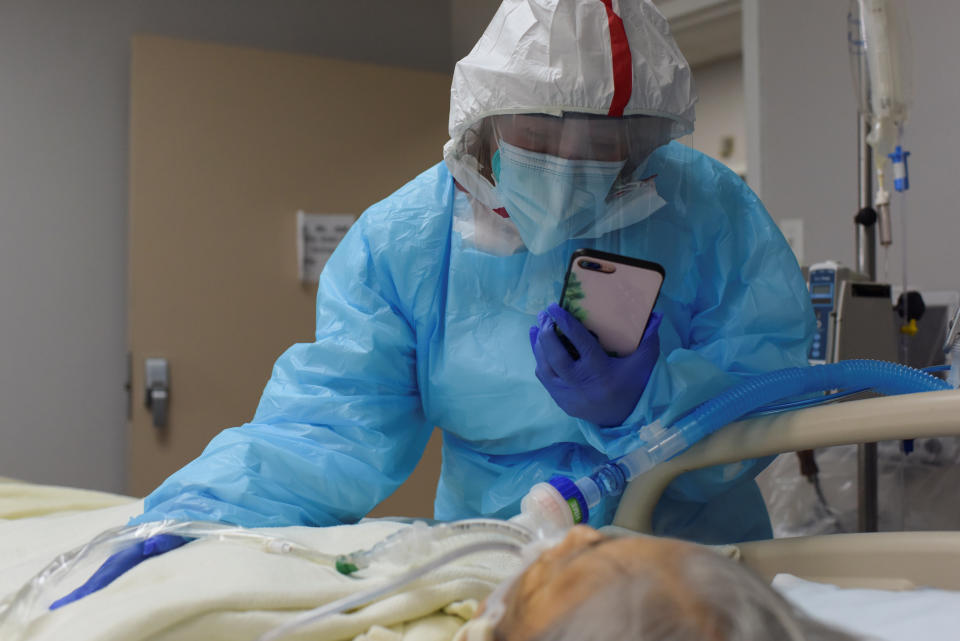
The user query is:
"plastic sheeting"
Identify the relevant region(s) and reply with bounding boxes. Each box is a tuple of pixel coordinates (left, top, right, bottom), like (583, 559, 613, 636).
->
(758, 438, 960, 537)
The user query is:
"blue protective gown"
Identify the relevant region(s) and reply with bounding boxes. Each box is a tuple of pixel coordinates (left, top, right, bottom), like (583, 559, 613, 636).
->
(135, 143, 814, 544)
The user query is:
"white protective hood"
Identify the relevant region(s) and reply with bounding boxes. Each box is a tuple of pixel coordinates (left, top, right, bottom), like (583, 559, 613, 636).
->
(443, 0, 697, 210)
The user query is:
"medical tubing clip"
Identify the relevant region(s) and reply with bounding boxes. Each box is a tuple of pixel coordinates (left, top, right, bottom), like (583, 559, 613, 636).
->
(888, 146, 911, 191)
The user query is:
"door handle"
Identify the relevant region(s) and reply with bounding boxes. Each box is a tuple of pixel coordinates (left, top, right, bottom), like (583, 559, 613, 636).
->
(144, 358, 169, 428)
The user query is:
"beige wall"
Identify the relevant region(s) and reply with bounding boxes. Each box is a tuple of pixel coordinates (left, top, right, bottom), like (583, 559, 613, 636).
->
(126, 36, 452, 502)
(0, 1, 451, 493)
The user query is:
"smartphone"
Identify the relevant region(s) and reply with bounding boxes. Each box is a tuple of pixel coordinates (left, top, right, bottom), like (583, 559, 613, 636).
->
(558, 249, 665, 357)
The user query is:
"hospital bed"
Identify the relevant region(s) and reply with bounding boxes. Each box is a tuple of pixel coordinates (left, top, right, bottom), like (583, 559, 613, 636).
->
(615, 388, 960, 591)
(4, 391, 960, 640)
(612, 389, 960, 639)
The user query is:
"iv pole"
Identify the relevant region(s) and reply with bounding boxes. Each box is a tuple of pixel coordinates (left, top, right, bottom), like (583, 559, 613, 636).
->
(851, 0, 910, 533)
(854, 114, 879, 532)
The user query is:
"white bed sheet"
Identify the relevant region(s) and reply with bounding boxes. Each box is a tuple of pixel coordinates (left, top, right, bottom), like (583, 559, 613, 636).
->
(774, 573, 960, 640)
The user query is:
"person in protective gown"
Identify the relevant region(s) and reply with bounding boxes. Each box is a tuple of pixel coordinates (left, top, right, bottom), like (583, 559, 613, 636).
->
(134, 0, 813, 544)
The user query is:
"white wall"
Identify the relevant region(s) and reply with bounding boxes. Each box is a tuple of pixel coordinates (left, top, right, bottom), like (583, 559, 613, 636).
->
(0, 1, 451, 493)
(679, 56, 747, 175)
(744, 0, 960, 292)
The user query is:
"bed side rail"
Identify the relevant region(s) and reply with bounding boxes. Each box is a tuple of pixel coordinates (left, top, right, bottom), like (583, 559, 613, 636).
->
(613, 389, 960, 534)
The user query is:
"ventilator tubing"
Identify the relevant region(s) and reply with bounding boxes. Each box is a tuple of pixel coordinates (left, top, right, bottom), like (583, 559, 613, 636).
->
(335, 518, 532, 574)
(260, 524, 532, 641)
(513, 359, 951, 530)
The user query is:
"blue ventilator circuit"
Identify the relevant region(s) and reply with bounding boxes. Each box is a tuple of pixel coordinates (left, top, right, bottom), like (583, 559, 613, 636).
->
(510, 359, 951, 532)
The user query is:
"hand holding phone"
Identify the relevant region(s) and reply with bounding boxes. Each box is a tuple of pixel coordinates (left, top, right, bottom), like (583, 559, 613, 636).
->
(530, 304, 662, 426)
(559, 249, 665, 357)
(529, 250, 665, 426)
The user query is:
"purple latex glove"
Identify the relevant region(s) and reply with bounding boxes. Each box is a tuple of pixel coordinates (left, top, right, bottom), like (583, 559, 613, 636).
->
(50, 534, 188, 609)
(530, 303, 661, 427)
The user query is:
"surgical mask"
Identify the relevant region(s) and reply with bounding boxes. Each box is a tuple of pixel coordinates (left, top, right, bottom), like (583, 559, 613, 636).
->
(492, 141, 665, 254)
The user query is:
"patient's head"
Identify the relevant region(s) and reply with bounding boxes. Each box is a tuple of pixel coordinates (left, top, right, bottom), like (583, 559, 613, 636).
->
(475, 526, 860, 641)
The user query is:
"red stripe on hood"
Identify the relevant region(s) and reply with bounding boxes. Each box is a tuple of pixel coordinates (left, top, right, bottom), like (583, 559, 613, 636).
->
(600, 0, 633, 117)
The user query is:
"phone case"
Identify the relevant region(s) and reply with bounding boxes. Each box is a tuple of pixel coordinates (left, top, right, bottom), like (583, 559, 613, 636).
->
(560, 249, 665, 357)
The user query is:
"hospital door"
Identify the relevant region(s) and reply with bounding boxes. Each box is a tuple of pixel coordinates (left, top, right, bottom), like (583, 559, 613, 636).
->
(127, 36, 449, 517)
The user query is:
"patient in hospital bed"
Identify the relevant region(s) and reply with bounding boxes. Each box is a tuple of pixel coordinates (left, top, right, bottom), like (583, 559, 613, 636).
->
(458, 525, 859, 641)
(0, 485, 863, 641)
(1, 480, 950, 641)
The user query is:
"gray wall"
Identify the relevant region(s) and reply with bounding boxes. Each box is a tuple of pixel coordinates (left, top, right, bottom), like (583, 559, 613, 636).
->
(0, 1, 452, 492)
(451, 0, 501, 63)
(744, 0, 960, 292)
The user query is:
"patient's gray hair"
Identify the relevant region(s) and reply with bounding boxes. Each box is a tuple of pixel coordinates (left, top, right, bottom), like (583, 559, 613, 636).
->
(529, 545, 861, 641)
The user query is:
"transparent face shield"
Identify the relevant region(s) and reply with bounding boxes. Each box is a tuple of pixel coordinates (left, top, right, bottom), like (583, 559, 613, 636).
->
(486, 113, 675, 256)
(447, 111, 690, 316)
(491, 112, 672, 172)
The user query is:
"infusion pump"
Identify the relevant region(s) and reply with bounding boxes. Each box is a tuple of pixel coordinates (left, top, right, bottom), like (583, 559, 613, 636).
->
(806, 261, 897, 365)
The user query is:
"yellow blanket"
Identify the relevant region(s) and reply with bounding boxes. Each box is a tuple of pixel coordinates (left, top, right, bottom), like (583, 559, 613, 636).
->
(0, 477, 134, 520)
(0, 483, 513, 641)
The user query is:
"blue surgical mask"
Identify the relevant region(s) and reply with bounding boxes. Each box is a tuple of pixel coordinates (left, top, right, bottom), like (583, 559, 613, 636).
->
(492, 141, 666, 255)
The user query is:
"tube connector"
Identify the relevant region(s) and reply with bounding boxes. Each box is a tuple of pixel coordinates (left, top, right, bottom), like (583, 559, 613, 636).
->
(889, 146, 911, 191)
(876, 201, 893, 247)
(513, 481, 580, 535)
(874, 167, 893, 247)
(265, 540, 293, 554)
(548, 476, 589, 524)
